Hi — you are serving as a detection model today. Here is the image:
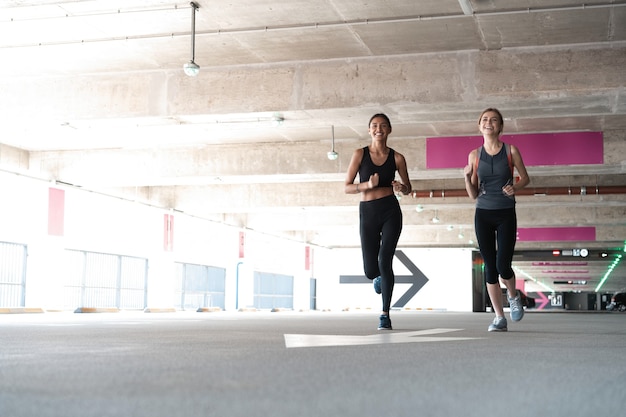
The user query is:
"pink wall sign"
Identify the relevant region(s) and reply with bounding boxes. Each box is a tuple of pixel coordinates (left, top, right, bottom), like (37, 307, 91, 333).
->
(517, 227, 596, 242)
(426, 132, 603, 169)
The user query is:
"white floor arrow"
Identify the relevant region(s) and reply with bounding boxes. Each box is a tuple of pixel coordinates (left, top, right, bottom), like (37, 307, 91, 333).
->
(284, 328, 482, 348)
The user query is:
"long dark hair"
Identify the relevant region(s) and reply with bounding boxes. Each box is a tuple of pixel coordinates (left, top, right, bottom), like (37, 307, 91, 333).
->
(369, 113, 392, 129)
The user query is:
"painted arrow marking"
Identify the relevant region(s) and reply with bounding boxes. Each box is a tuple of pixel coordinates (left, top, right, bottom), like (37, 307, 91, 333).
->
(534, 291, 550, 310)
(284, 328, 482, 348)
(339, 250, 428, 308)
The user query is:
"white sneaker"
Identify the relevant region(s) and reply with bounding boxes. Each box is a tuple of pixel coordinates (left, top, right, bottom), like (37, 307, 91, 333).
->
(508, 291, 524, 322)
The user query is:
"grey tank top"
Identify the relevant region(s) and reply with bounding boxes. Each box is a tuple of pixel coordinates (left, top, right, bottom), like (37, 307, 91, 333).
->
(476, 145, 515, 210)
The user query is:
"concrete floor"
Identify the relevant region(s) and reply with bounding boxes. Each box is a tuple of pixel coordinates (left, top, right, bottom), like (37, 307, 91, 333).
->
(1, 310, 624, 417)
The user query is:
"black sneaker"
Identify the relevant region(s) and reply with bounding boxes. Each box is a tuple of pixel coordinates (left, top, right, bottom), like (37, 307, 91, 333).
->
(378, 314, 392, 330)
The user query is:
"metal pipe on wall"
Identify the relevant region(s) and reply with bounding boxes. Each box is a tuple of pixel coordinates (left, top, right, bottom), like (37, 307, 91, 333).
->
(410, 185, 626, 199)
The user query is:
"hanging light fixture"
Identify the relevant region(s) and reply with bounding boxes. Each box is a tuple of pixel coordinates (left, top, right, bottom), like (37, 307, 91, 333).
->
(183, 2, 200, 76)
(327, 125, 338, 160)
(431, 210, 440, 224)
(271, 114, 284, 127)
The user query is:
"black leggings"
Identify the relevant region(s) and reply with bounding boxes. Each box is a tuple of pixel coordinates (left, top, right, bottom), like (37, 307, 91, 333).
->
(359, 194, 403, 312)
(474, 208, 517, 285)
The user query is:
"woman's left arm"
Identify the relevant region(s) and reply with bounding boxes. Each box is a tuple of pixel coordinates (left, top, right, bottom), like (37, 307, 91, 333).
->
(511, 145, 530, 191)
(394, 152, 412, 195)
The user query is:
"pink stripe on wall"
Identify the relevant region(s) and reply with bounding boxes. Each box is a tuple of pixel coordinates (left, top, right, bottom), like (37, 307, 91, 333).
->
(163, 214, 174, 252)
(426, 132, 603, 169)
(517, 227, 596, 242)
(48, 187, 65, 236)
(426, 136, 482, 169)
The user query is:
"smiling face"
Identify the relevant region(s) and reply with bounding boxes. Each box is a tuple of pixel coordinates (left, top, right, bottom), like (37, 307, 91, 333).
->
(368, 115, 392, 142)
(478, 109, 503, 136)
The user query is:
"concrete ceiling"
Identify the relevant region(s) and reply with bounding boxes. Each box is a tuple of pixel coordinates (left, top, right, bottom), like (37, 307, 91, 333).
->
(1, 0, 626, 296)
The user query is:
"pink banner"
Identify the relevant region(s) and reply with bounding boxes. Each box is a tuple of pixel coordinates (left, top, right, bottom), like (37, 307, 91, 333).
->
(163, 214, 174, 251)
(48, 187, 65, 236)
(517, 227, 596, 242)
(239, 231, 245, 258)
(426, 132, 603, 169)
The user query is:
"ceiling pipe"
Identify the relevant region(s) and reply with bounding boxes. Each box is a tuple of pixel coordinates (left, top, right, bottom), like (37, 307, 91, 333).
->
(457, 0, 474, 15)
(410, 185, 626, 199)
(8, 3, 625, 48)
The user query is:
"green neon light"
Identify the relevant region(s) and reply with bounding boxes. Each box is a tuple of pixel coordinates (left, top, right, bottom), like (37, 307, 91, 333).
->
(512, 266, 555, 293)
(595, 253, 623, 292)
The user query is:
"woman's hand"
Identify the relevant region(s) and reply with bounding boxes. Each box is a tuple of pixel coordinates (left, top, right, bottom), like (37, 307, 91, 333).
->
(463, 163, 478, 199)
(502, 179, 515, 196)
(392, 180, 405, 194)
(368, 173, 379, 189)
(463, 164, 473, 179)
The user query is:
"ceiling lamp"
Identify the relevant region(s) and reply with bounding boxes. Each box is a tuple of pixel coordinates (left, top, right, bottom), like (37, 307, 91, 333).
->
(183, 2, 200, 76)
(327, 125, 338, 160)
(271, 114, 284, 127)
(431, 210, 440, 224)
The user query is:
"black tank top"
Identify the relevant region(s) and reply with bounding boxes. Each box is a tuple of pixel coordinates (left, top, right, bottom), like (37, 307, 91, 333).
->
(359, 146, 396, 187)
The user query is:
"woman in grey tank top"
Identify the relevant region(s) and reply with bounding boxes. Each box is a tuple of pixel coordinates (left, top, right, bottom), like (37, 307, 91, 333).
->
(463, 108, 530, 332)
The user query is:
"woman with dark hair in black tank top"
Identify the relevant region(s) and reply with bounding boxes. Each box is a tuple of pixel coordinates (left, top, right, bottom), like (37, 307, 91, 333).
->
(344, 113, 412, 330)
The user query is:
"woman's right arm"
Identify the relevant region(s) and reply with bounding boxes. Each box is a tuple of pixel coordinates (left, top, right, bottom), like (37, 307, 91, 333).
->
(345, 149, 364, 194)
(464, 149, 479, 200)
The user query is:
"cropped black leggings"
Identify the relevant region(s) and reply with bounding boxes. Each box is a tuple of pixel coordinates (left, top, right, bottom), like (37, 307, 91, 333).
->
(474, 207, 517, 285)
(359, 194, 403, 312)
